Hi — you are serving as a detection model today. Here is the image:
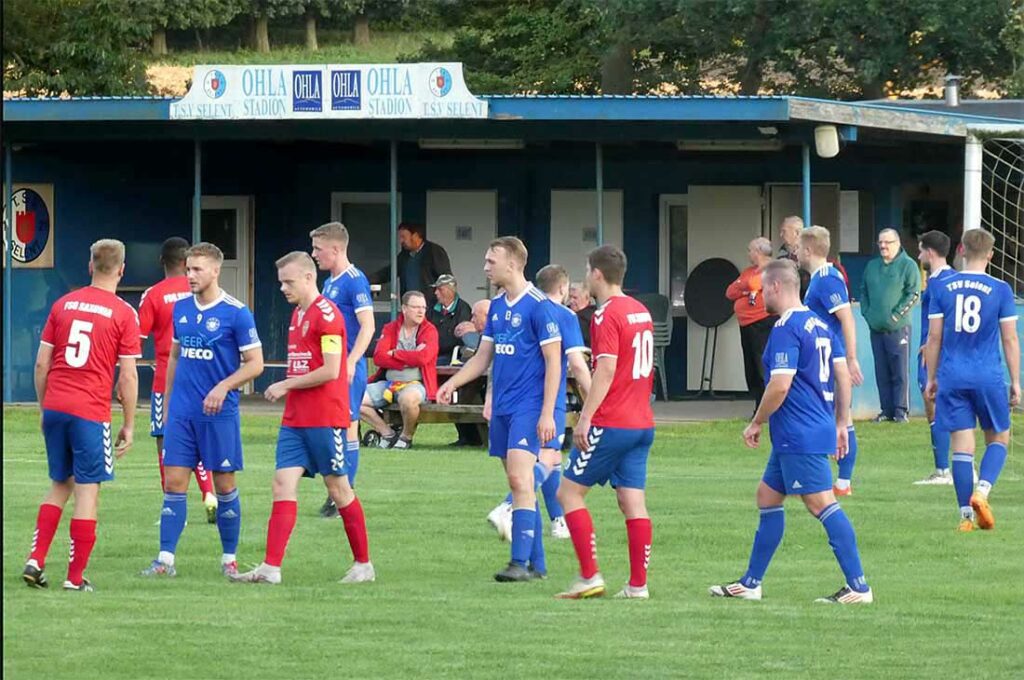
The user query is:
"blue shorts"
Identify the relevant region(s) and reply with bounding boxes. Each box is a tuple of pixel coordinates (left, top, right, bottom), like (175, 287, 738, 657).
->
(276, 426, 349, 478)
(163, 414, 244, 473)
(349, 359, 368, 422)
(489, 410, 542, 458)
(364, 380, 427, 409)
(42, 409, 113, 484)
(935, 385, 1010, 433)
(762, 451, 832, 495)
(150, 392, 166, 437)
(542, 409, 567, 450)
(564, 426, 654, 489)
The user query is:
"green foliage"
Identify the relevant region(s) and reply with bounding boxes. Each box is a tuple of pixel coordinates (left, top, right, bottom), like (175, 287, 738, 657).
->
(3, 409, 1024, 678)
(1001, 0, 1024, 97)
(141, 0, 243, 30)
(3, 0, 151, 96)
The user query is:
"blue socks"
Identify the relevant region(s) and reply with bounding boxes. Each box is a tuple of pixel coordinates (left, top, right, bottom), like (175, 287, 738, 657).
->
(818, 503, 868, 592)
(837, 427, 857, 482)
(930, 422, 951, 471)
(346, 440, 360, 487)
(740, 506, 784, 589)
(542, 468, 564, 520)
(528, 501, 546, 575)
(216, 488, 241, 557)
(510, 507, 537, 566)
(952, 452, 975, 515)
(978, 442, 1008, 497)
(159, 492, 187, 554)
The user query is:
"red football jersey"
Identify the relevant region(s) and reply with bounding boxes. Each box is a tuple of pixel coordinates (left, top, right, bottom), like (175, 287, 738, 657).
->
(590, 295, 655, 429)
(138, 275, 191, 392)
(41, 286, 142, 423)
(282, 295, 350, 428)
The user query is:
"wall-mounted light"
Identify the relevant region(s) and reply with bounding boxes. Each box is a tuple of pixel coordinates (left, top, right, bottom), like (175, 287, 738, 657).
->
(814, 125, 840, 158)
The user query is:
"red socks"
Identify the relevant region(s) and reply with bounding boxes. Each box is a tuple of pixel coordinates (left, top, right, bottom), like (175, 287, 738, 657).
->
(338, 497, 370, 563)
(194, 461, 214, 497)
(565, 508, 599, 579)
(626, 518, 652, 588)
(66, 518, 97, 585)
(29, 503, 63, 569)
(264, 500, 298, 567)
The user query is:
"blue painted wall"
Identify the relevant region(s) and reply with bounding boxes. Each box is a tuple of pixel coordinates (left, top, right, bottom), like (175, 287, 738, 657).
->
(5, 139, 973, 402)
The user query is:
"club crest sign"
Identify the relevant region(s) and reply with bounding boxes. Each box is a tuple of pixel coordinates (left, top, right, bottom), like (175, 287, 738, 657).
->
(3, 184, 55, 268)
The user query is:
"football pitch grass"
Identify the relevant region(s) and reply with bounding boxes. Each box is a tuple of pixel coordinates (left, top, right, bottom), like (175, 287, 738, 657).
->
(4, 406, 1023, 679)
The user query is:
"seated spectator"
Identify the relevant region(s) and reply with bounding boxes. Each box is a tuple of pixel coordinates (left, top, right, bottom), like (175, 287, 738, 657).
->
(568, 281, 596, 346)
(455, 298, 491, 361)
(450, 298, 492, 447)
(427, 274, 472, 365)
(361, 291, 438, 450)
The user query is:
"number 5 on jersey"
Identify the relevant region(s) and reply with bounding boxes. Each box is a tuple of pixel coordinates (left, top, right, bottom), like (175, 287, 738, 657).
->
(66, 320, 94, 368)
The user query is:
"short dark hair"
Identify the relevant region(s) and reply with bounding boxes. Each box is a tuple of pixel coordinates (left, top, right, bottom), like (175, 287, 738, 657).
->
(587, 245, 627, 285)
(398, 222, 426, 239)
(160, 237, 189, 268)
(918, 230, 951, 258)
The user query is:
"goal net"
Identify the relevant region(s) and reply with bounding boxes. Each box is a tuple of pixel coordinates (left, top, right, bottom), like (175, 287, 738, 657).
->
(982, 136, 1024, 299)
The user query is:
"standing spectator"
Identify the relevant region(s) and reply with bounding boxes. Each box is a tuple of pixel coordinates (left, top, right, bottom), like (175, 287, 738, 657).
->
(860, 228, 921, 423)
(726, 237, 777, 411)
(568, 282, 596, 346)
(369, 223, 452, 308)
(777, 216, 811, 297)
(427, 274, 472, 365)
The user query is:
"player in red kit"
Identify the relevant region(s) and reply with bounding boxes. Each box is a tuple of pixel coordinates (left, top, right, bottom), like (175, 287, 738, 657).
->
(231, 252, 374, 585)
(556, 245, 656, 600)
(139, 237, 217, 521)
(23, 239, 141, 592)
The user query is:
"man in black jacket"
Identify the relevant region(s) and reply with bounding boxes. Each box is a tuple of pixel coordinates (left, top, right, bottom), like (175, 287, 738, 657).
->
(370, 222, 453, 308)
(427, 274, 472, 365)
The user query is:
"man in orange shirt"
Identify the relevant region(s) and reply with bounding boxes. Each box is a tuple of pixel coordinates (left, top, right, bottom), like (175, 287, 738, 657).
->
(726, 237, 777, 411)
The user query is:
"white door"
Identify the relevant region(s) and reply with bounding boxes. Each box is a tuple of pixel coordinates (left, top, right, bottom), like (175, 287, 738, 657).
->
(200, 195, 252, 308)
(550, 190, 624, 283)
(426, 190, 497, 300)
(686, 186, 763, 392)
(766, 183, 841, 256)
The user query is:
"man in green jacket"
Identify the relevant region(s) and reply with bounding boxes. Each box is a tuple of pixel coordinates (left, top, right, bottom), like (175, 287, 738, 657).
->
(860, 228, 921, 422)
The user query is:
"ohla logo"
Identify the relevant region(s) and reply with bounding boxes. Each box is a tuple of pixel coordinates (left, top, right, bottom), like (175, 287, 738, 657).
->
(3, 188, 50, 263)
(428, 67, 452, 97)
(203, 69, 227, 99)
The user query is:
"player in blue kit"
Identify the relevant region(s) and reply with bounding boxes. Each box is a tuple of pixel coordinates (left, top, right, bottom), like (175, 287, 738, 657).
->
(437, 237, 563, 582)
(914, 230, 959, 485)
(925, 228, 1020, 532)
(797, 226, 863, 496)
(485, 264, 592, 542)
(141, 243, 265, 578)
(311, 222, 376, 517)
(710, 260, 872, 604)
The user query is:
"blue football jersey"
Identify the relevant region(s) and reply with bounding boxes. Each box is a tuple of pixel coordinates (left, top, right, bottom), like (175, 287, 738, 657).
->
(803, 264, 850, 353)
(322, 265, 373, 353)
(763, 307, 846, 455)
(549, 301, 587, 412)
(169, 293, 261, 419)
(919, 266, 957, 349)
(928, 271, 1018, 388)
(482, 285, 562, 416)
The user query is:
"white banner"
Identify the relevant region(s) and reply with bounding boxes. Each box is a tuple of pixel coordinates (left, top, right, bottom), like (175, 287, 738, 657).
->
(170, 63, 488, 120)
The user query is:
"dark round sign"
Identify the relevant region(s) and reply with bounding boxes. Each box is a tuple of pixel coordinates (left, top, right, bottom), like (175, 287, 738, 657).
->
(684, 257, 740, 328)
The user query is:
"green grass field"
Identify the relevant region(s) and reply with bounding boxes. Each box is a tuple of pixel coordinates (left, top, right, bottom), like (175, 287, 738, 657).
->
(4, 407, 1023, 679)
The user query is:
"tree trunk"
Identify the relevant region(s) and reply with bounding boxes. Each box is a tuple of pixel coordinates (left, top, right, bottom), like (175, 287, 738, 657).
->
(600, 42, 633, 94)
(305, 12, 318, 51)
(151, 28, 168, 56)
(354, 11, 370, 46)
(195, 28, 204, 52)
(737, 1, 770, 95)
(255, 15, 271, 53)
